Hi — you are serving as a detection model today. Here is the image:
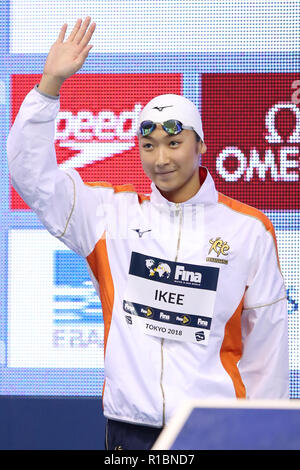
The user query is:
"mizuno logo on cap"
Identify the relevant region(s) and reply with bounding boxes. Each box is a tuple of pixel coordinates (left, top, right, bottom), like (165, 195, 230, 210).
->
(152, 105, 174, 112)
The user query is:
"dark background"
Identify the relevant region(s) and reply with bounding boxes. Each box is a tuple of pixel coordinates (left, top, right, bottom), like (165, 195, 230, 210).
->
(0, 397, 105, 450)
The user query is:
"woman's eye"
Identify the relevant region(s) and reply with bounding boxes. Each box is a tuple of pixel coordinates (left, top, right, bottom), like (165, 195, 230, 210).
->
(143, 143, 152, 149)
(170, 141, 179, 146)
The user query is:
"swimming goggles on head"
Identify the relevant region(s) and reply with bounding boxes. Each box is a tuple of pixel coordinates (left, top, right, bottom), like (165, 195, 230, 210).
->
(139, 119, 195, 137)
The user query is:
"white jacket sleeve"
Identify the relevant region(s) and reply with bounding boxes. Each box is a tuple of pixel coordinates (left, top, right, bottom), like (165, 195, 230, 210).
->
(238, 222, 289, 398)
(7, 85, 111, 258)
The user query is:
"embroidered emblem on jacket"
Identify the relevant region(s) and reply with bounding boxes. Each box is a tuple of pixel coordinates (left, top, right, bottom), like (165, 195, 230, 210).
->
(206, 237, 230, 265)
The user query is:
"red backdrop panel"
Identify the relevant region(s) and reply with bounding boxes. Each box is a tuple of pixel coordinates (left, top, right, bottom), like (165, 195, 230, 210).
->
(10, 73, 182, 210)
(201, 73, 299, 209)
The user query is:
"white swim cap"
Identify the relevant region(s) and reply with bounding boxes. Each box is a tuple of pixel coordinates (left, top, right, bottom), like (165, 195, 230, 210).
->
(137, 94, 204, 142)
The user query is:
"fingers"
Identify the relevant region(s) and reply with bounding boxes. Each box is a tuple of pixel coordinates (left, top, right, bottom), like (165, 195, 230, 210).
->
(79, 21, 96, 49)
(64, 17, 96, 48)
(57, 23, 67, 43)
(67, 18, 83, 42)
(73, 16, 92, 44)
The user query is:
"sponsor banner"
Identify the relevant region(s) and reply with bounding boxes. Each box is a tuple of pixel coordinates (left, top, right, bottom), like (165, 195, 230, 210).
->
(123, 300, 212, 329)
(123, 251, 219, 344)
(10, 73, 181, 209)
(8, 229, 104, 367)
(201, 73, 300, 209)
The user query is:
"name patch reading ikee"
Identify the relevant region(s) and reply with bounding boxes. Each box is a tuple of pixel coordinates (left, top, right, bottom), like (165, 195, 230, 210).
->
(123, 252, 220, 345)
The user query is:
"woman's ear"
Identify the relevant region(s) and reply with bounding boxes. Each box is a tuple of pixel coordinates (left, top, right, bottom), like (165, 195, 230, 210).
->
(198, 141, 207, 155)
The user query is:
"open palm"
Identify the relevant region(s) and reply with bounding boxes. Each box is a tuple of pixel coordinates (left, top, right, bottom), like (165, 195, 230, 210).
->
(43, 17, 96, 81)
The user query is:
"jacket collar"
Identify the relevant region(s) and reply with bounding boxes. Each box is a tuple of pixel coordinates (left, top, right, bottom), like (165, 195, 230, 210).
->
(150, 166, 218, 206)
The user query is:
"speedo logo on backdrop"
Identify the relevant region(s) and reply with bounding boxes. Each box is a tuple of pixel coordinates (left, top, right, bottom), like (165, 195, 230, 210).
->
(55, 104, 142, 169)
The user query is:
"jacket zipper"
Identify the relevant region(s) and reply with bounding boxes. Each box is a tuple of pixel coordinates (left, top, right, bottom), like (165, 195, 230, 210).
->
(160, 203, 183, 426)
(174, 203, 183, 263)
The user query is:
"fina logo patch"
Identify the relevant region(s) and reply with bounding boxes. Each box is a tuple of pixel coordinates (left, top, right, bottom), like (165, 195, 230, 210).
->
(145, 259, 171, 279)
(174, 265, 202, 283)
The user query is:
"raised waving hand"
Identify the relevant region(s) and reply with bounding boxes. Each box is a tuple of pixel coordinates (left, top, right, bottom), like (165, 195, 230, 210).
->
(39, 17, 96, 96)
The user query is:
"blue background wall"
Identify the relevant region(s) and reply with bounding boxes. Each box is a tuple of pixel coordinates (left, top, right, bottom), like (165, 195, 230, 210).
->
(0, 397, 105, 450)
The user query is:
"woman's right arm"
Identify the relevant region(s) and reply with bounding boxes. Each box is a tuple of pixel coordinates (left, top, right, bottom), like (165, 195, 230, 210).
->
(6, 18, 109, 258)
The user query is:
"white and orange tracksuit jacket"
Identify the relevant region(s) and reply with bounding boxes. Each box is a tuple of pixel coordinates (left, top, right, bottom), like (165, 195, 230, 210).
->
(7, 85, 289, 427)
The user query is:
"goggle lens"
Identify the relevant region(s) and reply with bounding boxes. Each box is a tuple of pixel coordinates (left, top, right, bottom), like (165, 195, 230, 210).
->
(139, 120, 184, 137)
(140, 120, 156, 136)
